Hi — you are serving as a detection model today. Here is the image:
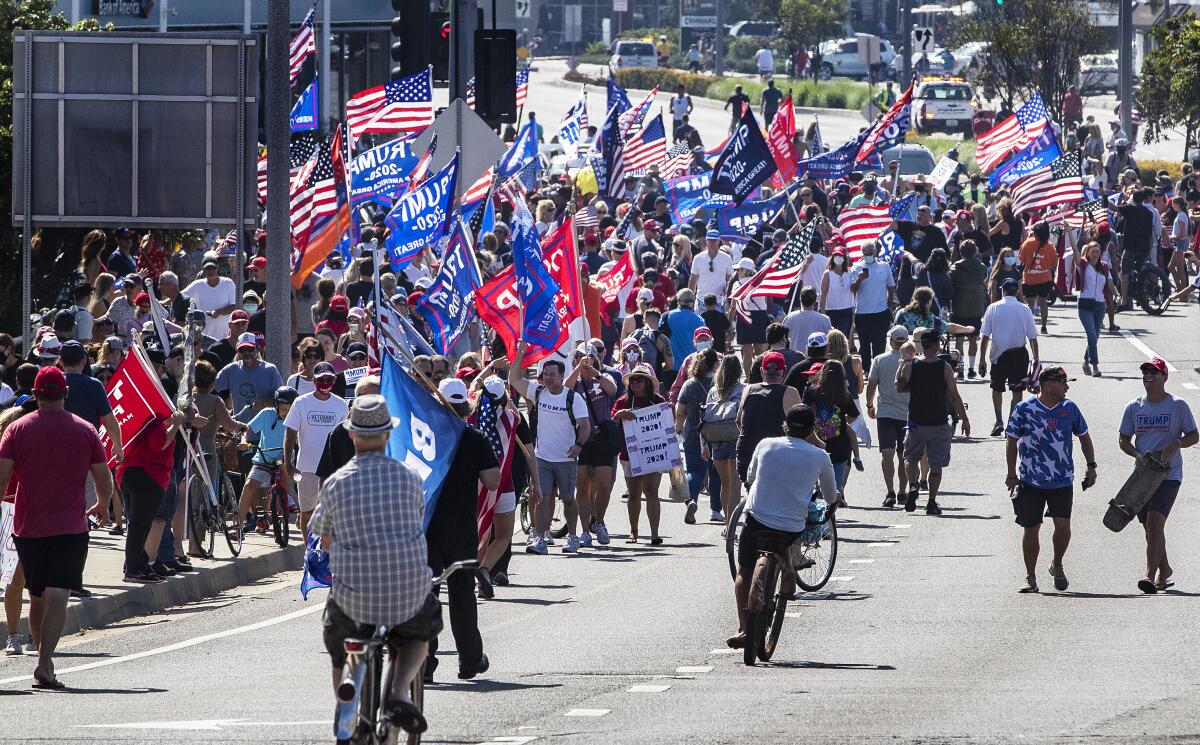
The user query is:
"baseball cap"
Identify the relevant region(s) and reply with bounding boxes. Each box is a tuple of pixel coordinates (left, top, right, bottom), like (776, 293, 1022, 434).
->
(250, 256, 267, 269)
(693, 326, 713, 341)
(104, 335, 125, 351)
(772, 229, 789, 243)
(59, 340, 86, 365)
(637, 287, 655, 303)
(134, 291, 151, 307)
(201, 257, 218, 269)
(32, 366, 68, 398)
(236, 332, 258, 350)
(483, 376, 507, 398)
(643, 218, 659, 231)
(1140, 357, 1170, 377)
(1001, 277, 1020, 292)
(761, 351, 788, 372)
(1038, 366, 1075, 383)
(574, 341, 596, 358)
(313, 361, 337, 378)
(346, 342, 369, 358)
(956, 209, 972, 220)
(705, 229, 720, 240)
(735, 258, 755, 271)
(806, 332, 829, 349)
(785, 404, 816, 432)
(230, 309, 250, 322)
(438, 378, 470, 404)
(330, 295, 350, 311)
(918, 328, 941, 345)
(888, 325, 910, 341)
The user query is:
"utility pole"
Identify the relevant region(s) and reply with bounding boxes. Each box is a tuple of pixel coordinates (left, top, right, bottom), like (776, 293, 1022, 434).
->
(158, 0, 168, 32)
(714, 0, 724, 76)
(321, 0, 332, 130)
(265, 0, 292, 375)
(901, 0, 912, 87)
(450, 0, 478, 104)
(1117, 0, 1134, 140)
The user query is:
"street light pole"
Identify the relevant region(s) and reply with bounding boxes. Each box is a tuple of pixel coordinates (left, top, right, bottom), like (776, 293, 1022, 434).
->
(265, 0, 291, 375)
(1118, 0, 1134, 139)
(901, 0, 912, 87)
(714, 0, 724, 76)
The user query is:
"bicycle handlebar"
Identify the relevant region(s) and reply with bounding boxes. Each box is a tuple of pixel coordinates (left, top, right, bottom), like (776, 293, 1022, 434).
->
(434, 559, 478, 586)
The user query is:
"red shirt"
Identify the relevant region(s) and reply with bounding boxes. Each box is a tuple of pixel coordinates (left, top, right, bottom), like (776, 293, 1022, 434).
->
(0, 409, 105, 538)
(118, 415, 176, 489)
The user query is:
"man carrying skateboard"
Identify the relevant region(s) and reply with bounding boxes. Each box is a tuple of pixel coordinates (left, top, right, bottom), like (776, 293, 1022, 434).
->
(1005, 367, 1097, 594)
(1119, 357, 1198, 594)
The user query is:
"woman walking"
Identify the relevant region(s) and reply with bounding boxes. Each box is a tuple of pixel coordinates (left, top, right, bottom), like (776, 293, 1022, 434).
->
(703, 354, 746, 522)
(674, 348, 722, 523)
(730, 259, 769, 372)
(801, 360, 860, 506)
(1074, 241, 1118, 377)
(820, 248, 856, 340)
(612, 366, 668, 544)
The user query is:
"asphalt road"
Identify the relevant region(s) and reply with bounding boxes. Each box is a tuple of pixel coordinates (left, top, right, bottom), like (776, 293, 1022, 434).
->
(2, 299, 1199, 744)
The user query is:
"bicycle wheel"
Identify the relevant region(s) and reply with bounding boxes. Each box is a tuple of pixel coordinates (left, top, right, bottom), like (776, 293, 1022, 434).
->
(1137, 263, 1171, 315)
(743, 554, 773, 667)
(797, 511, 837, 592)
(271, 485, 290, 548)
(759, 559, 786, 662)
(405, 666, 425, 745)
(725, 500, 746, 580)
(518, 488, 531, 535)
(186, 474, 215, 558)
(219, 472, 242, 557)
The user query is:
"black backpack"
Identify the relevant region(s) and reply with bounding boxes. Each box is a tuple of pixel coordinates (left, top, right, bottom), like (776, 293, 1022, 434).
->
(529, 385, 577, 443)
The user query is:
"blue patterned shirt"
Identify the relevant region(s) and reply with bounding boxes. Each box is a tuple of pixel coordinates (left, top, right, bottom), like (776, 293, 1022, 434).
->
(1006, 398, 1088, 489)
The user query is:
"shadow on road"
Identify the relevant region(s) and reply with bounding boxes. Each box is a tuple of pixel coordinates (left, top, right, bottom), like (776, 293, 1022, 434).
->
(767, 660, 897, 671)
(426, 679, 562, 693)
(49, 686, 168, 695)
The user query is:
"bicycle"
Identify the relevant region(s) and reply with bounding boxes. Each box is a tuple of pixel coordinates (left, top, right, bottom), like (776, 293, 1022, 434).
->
(246, 445, 293, 548)
(1126, 257, 1172, 315)
(185, 439, 242, 558)
(726, 497, 838, 592)
(334, 559, 478, 745)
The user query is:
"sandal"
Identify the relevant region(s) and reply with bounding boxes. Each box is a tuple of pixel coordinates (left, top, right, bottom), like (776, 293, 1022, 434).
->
(650, 536, 663, 546)
(1137, 579, 1158, 594)
(32, 671, 65, 690)
(625, 535, 639, 544)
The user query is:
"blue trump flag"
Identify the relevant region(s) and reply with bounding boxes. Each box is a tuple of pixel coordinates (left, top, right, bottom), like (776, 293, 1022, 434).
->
(384, 151, 459, 271)
(889, 193, 919, 222)
(349, 138, 419, 209)
(290, 78, 320, 133)
(380, 354, 465, 532)
(413, 216, 482, 354)
(300, 533, 332, 600)
(710, 105, 777, 205)
(796, 131, 882, 181)
(607, 78, 631, 115)
(714, 186, 795, 243)
(663, 172, 757, 224)
(510, 200, 563, 351)
(499, 121, 539, 180)
(989, 130, 1061, 189)
(878, 227, 905, 264)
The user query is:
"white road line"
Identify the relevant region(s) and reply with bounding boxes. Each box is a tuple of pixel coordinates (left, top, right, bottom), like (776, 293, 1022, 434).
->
(628, 684, 672, 693)
(564, 709, 611, 717)
(675, 665, 713, 674)
(1184, 383, 1199, 391)
(890, 524, 913, 529)
(0, 604, 323, 686)
(486, 738, 539, 744)
(866, 542, 894, 548)
(848, 559, 876, 564)
(709, 648, 737, 655)
(1118, 330, 1178, 372)
(785, 612, 803, 618)
(830, 576, 855, 582)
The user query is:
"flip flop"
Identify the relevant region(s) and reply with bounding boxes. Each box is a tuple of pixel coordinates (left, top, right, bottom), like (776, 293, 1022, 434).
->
(32, 677, 65, 690)
(1137, 579, 1158, 594)
(1156, 581, 1175, 591)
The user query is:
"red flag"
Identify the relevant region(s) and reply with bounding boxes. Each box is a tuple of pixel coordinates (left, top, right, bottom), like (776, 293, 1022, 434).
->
(767, 95, 798, 183)
(101, 346, 175, 468)
(474, 266, 568, 368)
(541, 217, 583, 322)
(592, 249, 636, 303)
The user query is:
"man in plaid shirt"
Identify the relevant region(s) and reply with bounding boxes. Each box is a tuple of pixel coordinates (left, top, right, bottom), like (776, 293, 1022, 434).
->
(313, 395, 442, 733)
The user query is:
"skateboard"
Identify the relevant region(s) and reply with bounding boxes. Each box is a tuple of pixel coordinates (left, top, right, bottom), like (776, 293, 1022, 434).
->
(1103, 451, 1169, 532)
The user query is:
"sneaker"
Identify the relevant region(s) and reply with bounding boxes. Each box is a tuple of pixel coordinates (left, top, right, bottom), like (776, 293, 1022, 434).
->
(1019, 575, 1040, 593)
(967, 368, 977, 379)
(475, 568, 494, 599)
(1040, 325, 1048, 335)
(903, 490, 918, 512)
(925, 499, 942, 516)
(123, 570, 164, 584)
(562, 534, 581, 554)
(4, 635, 22, 656)
(543, 531, 556, 546)
(990, 422, 1004, 437)
(491, 571, 510, 586)
(70, 586, 93, 599)
(711, 510, 725, 523)
(1092, 365, 1101, 377)
(150, 561, 177, 577)
(1082, 361, 1092, 376)
(918, 480, 929, 492)
(1048, 563, 1069, 591)
(578, 530, 593, 548)
(241, 513, 257, 535)
(168, 559, 198, 574)
(882, 491, 896, 508)
(525, 535, 548, 555)
(684, 501, 698, 524)
(594, 521, 610, 545)
(173, 555, 195, 571)
(108, 524, 125, 536)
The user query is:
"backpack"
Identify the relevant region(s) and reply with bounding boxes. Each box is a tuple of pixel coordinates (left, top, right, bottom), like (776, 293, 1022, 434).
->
(529, 385, 577, 444)
(701, 383, 744, 443)
(634, 327, 662, 375)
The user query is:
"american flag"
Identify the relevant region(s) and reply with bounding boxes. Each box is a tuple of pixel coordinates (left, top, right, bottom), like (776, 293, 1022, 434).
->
(599, 103, 626, 199)
(619, 86, 659, 135)
(467, 171, 498, 239)
(471, 394, 518, 549)
(809, 114, 824, 154)
(837, 204, 892, 261)
(216, 229, 239, 257)
(290, 134, 339, 245)
(975, 93, 1051, 173)
(1011, 150, 1084, 216)
(729, 219, 815, 319)
(465, 76, 475, 109)
(889, 192, 918, 222)
(288, 3, 317, 86)
(574, 205, 599, 230)
(617, 112, 667, 179)
(406, 133, 438, 194)
(1047, 196, 1109, 229)
(661, 140, 692, 178)
(256, 150, 268, 207)
(345, 68, 434, 145)
(515, 67, 529, 109)
(461, 167, 495, 206)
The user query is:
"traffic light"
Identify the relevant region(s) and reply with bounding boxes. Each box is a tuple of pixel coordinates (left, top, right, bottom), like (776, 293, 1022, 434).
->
(393, 0, 431, 81)
(431, 12, 450, 85)
(475, 29, 517, 123)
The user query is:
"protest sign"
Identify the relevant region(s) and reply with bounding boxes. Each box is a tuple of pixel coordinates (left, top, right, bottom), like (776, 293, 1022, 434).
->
(621, 403, 683, 477)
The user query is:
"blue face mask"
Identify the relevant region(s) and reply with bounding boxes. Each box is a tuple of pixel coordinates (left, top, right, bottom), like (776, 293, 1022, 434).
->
(695, 340, 712, 352)
(243, 303, 259, 313)
(862, 256, 877, 265)
(1004, 256, 1018, 267)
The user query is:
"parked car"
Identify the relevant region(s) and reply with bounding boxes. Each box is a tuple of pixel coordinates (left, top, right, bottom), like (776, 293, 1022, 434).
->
(728, 21, 779, 38)
(816, 37, 897, 80)
(1079, 53, 1119, 94)
(913, 78, 976, 136)
(868, 143, 938, 183)
(609, 40, 658, 74)
(886, 49, 956, 81)
(949, 42, 989, 76)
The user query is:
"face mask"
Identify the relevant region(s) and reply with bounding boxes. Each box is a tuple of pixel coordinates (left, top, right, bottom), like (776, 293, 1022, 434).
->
(625, 349, 641, 361)
(243, 303, 259, 313)
(832, 256, 845, 267)
(1004, 256, 1018, 266)
(695, 340, 711, 352)
(314, 380, 335, 393)
(862, 255, 877, 265)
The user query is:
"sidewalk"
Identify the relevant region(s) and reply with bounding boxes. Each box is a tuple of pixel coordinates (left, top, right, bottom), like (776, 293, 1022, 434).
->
(1, 528, 303, 640)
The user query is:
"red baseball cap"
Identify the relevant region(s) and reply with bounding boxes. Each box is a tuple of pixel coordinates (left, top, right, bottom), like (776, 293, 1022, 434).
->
(1140, 357, 1169, 377)
(330, 295, 350, 311)
(32, 366, 68, 397)
(133, 291, 151, 307)
(761, 351, 787, 372)
(250, 256, 267, 269)
(643, 218, 659, 231)
(230, 309, 250, 322)
(603, 225, 616, 239)
(693, 326, 713, 341)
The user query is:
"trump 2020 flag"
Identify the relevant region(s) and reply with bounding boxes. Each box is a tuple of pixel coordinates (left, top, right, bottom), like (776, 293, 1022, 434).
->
(558, 90, 588, 158)
(714, 185, 794, 243)
(300, 533, 332, 600)
(499, 121, 539, 181)
(349, 138, 419, 209)
(510, 200, 565, 352)
(290, 77, 320, 133)
(855, 81, 913, 163)
(384, 151, 459, 271)
(381, 354, 465, 532)
(710, 105, 777, 205)
(989, 129, 1061, 190)
(413, 216, 482, 354)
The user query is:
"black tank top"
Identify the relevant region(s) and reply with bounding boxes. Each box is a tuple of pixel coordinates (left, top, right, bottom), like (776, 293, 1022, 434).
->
(908, 358, 949, 426)
(737, 383, 787, 446)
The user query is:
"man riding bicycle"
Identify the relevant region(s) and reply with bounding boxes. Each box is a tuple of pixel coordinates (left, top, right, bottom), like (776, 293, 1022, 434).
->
(312, 395, 442, 736)
(729, 404, 836, 650)
(237, 385, 295, 535)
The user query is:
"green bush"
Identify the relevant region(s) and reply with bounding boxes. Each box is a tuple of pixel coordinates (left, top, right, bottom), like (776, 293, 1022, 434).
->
(705, 77, 869, 110)
(579, 40, 609, 65)
(612, 67, 713, 97)
(1139, 158, 1184, 181)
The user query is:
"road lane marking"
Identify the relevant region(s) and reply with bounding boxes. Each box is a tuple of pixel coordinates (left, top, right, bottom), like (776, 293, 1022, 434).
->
(675, 666, 713, 674)
(486, 738, 539, 744)
(866, 542, 894, 547)
(1184, 383, 1199, 391)
(890, 524, 913, 529)
(830, 576, 854, 582)
(564, 709, 611, 717)
(628, 684, 671, 693)
(709, 648, 737, 655)
(1118, 330, 1178, 372)
(77, 720, 332, 731)
(848, 559, 875, 564)
(0, 604, 324, 686)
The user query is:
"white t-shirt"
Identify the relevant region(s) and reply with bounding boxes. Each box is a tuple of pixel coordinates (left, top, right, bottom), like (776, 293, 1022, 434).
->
(801, 254, 829, 299)
(693, 250, 734, 303)
(530, 383, 590, 462)
(980, 296, 1038, 361)
(755, 48, 775, 71)
(284, 392, 349, 473)
(670, 95, 691, 121)
(183, 277, 238, 339)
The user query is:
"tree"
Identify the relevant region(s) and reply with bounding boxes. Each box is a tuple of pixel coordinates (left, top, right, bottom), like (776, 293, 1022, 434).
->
(1138, 16, 1200, 154)
(0, 1, 101, 334)
(956, 0, 1103, 118)
(778, 0, 847, 52)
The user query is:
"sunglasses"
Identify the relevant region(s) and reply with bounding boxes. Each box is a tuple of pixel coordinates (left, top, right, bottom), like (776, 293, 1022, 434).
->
(304, 352, 323, 360)
(348, 353, 367, 361)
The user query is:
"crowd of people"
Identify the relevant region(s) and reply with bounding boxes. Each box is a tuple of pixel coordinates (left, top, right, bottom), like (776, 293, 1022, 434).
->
(1, 84, 1198, 712)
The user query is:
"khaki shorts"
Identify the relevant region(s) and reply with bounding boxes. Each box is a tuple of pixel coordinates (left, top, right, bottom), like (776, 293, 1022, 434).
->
(903, 424, 952, 469)
(296, 471, 321, 512)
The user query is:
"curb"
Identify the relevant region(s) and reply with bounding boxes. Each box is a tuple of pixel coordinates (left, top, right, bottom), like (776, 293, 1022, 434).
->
(1, 544, 305, 639)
